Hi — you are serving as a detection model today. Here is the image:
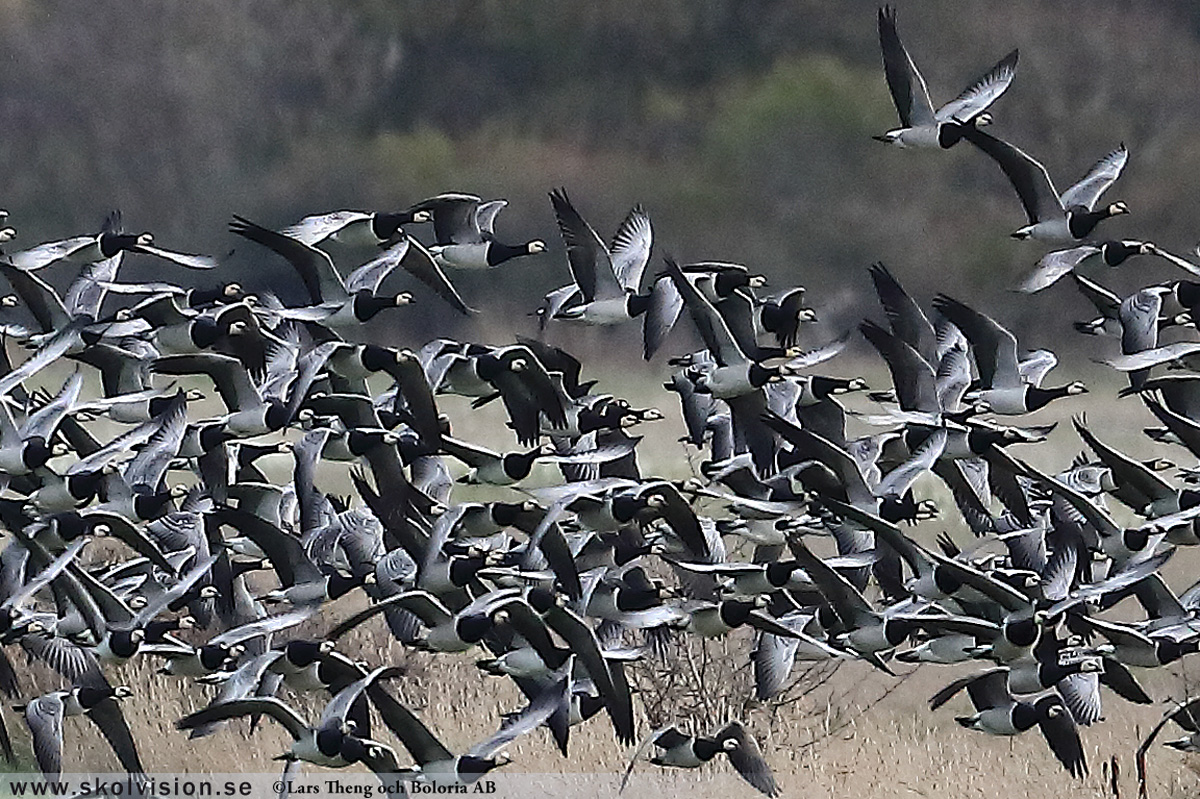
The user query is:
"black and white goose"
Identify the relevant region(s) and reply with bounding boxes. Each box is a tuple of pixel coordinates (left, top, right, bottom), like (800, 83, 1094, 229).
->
(16, 683, 142, 780)
(876, 6, 1018, 149)
(933, 294, 1087, 414)
(440, 435, 544, 487)
(963, 129, 1128, 242)
(280, 208, 431, 247)
(327, 588, 518, 653)
(1018, 240, 1154, 293)
(153, 339, 332, 437)
(545, 188, 653, 325)
(621, 721, 778, 797)
(8, 210, 216, 271)
(365, 669, 572, 787)
(175, 666, 403, 768)
(408, 193, 546, 270)
(0, 371, 78, 478)
(928, 670, 1087, 777)
(663, 258, 785, 400)
(231, 215, 470, 320)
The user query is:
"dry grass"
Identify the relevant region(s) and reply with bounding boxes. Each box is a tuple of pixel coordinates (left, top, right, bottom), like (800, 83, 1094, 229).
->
(33, 644, 1200, 798)
(8, 353, 1200, 797)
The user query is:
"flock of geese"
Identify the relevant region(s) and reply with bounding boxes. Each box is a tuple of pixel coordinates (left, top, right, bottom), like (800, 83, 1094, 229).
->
(1, 6, 1200, 796)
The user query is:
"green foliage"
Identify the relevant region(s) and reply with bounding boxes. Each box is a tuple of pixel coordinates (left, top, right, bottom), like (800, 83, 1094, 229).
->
(704, 55, 884, 176)
(371, 128, 459, 190)
(0, 0, 1198, 330)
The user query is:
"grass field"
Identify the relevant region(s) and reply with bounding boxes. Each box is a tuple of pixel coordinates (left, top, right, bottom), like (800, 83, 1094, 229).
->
(6, 339, 1200, 798)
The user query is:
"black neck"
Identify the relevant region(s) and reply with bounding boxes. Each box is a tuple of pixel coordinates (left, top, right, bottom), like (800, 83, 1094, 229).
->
(487, 241, 529, 266)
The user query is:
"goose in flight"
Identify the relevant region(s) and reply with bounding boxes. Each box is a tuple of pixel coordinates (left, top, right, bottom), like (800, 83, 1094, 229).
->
(933, 294, 1088, 414)
(280, 208, 431, 247)
(8, 210, 217, 271)
(230, 215, 471, 318)
(545, 188, 653, 326)
(175, 666, 403, 768)
(17, 683, 142, 780)
(876, 6, 1018, 148)
(929, 670, 1087, 777)
(407, 193, 546, 270)
(963, 130, 1129, 242)
(621, 721, 778, 796)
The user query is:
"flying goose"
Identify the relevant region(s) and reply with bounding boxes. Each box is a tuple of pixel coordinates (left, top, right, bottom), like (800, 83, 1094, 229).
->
(364, 663, 571, 786)
(963, 129, 1128, 242)
(280, 208, 432, 247)
(153, 340, 332, 437)
(933, 294, 1087, 413)
(490, 588, 637, 744)
(663, 258, 784, 400)
(231, 215, 470, 317)
(1069, 614, 1200, 670)
(1072, 415, 1180, 518)
(7, 210, 216, 271)
(876, 6, 1018, 149)
(0, 371, 78, 477)
(546, 187, 653, 325)
(781, 534, 910, 670)
(16, 683, 142, 780)
(764, 412, 943, 525)
(929, 658, 1109, 723)
(407, 193, 546, 270)
(928, 669, 1087, 777)
(1018, 240, 1154, 293)
(621, 721, 778, 796)
(176, 666, 403, 768)
(471, 344, 569, 444)
(327, 588, 518, 653)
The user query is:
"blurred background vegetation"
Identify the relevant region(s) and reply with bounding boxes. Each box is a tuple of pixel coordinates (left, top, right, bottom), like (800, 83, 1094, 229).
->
(1, 0, 1199, 353)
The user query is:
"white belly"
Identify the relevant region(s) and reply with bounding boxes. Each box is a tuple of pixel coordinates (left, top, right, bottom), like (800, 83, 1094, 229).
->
(492, 647, 551, 678)
(426, 624, 473, 653)
(330, 220, 378, 247)
(1015, 217, 1072, 243)
(652, 747, 704, 768)
(891, 125, 941, 148)
(703, 366, 755, 400)
(846, 623, 893, 654)
(976, 387, 1029, 415)
(560, 297, 629, 325)
(972, 708, 1021, 736)
(29, 479, 82, 512)
(154, 324, 200, 355)
(434, 243, 490, 270)
(688, 609, 733, 638)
